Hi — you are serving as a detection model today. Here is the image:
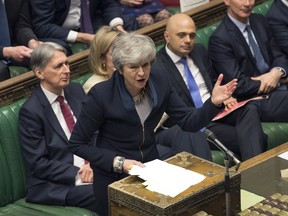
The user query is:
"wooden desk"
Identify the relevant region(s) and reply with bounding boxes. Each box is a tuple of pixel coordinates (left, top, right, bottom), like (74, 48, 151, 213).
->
(108, 152, 241, 216)
(237, 142, 288, 198)
(237, 142, 288, 172)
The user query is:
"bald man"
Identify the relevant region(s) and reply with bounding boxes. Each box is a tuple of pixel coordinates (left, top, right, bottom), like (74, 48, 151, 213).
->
(152, 13, 267, 161)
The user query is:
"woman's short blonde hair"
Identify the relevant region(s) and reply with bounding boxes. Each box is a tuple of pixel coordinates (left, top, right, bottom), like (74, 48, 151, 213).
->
(89, 26, 121, 76)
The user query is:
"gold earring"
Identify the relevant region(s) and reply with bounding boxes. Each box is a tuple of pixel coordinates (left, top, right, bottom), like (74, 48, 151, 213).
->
(102, 63, 106, 70)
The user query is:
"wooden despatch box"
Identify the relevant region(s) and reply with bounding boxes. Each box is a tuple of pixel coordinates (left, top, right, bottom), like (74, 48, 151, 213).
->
(108, 152, 241, 216)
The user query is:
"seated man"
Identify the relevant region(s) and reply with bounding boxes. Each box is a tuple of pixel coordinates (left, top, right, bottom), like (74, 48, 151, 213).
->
(19, 42, 97, 212)
(208, 0, 288, 123)
(266, 0, 288, 59)
(152, 13, 267, 161)
(0, 0, 40, 81)
(29, 0, 138, 55)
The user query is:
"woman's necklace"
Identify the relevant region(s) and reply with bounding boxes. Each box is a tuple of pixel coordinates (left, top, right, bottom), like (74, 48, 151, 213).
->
(133, 88, 146, 104)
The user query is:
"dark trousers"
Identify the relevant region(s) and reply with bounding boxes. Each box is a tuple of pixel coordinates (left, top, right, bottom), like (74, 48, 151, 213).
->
(155, 125, 212, 161)
(251, 90, 288, 122)
(66, 184, 98, 213)
(210, 103, 267, 161)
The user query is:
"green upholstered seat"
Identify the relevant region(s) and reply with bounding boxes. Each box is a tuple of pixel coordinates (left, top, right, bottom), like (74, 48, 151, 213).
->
(167, 7, 181, 15)
(196, 22, 220, 49)
(252, 0, 273, 15)
(9, 66, 30, 77)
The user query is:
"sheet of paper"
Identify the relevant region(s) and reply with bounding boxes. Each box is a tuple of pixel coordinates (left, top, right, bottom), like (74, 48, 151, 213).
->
(180, 0, 209, 12)
(278, 151, 288, 160)
(129, 159, 205, 197)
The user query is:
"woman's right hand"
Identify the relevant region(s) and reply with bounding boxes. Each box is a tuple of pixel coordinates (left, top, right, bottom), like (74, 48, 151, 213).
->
(123, 159, 145, 174)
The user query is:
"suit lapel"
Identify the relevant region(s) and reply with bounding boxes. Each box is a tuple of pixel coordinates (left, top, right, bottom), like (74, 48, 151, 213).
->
(36, 88, 68, 142)
(160, 48, 193, 104)
(189, 47, 213, 93)
(64, 86, 81, 118)
(225, 16, 255, 64)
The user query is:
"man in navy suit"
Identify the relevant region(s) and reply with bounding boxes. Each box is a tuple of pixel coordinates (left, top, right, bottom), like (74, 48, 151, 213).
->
(29, 0, 138, 55)
(208, 0, 288, 122)
(267, 0, 288, 59)
(19, 42, 97, 212)
(152, 13, 267, 161)
(0, 0, 40, 81)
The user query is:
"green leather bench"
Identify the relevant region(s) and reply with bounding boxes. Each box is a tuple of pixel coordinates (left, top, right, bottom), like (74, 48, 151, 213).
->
(0, 74, 97, 216)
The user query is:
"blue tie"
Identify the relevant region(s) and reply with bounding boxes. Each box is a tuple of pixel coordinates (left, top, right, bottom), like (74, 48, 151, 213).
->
(179, 57, 203, 108)
(246, 25, 269, 74)
(0, 1, 11, 46)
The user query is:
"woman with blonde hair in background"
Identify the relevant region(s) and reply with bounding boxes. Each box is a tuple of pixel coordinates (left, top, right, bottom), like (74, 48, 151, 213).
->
(83, 26, 122, 94)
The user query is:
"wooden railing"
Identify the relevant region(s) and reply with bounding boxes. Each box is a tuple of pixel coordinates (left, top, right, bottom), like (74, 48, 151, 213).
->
(0, 0, 267, 107)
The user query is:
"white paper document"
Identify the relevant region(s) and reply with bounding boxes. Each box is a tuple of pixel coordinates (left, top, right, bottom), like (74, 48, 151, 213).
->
(129, 159, 205, 197)
(278, 151, 288, 160)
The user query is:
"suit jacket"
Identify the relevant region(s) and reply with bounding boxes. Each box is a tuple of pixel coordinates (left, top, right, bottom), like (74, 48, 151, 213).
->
(29, 0, 123, 40)
(208, 13, 288, 99)
(19, 83, 86, 205)
(267, 0, 288, 58)
(0, 0, 37, 59)
(69, 70, 221, 176)
(153, 44, 213, 109)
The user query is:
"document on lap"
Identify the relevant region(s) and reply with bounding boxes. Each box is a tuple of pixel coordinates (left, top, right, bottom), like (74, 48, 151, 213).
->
(129, 159, 205, 197)
(212, 95, 269, 121)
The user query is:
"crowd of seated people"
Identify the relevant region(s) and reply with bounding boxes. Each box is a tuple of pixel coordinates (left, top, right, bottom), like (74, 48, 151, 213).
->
(2, 0, 288, 215)
(1, 0, 175, 82)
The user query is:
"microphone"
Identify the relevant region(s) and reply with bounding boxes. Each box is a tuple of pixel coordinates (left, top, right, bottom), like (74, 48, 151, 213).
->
(204, 129, 241, 171)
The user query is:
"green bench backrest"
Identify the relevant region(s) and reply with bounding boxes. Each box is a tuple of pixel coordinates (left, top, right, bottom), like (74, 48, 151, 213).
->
(0, 99, 27, 207)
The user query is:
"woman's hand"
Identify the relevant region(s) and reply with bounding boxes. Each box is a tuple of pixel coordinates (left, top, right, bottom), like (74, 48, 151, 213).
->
(211, 74, 237, 107)
(123, 159, 145, 174)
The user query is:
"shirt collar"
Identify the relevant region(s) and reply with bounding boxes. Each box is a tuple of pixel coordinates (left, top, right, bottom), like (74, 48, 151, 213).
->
(165, 44, 184, 64)
(281, 0, 288, 7)
(41, 85, 65, 105)
(228, 13, 250, 33)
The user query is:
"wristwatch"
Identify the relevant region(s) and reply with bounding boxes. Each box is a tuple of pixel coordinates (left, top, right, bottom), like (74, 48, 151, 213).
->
(113, 156, 125, 173)
(277, 67, 286, 77)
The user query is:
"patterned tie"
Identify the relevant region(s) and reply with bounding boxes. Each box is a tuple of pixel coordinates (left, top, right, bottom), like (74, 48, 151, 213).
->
(246, 25, 269, 74)
(56, 96, 75, 133)
(80, 0, 94, 34)
(0, 1, 11, 46)
(179, 57, 203, 108)
(57, 96, 89, 164)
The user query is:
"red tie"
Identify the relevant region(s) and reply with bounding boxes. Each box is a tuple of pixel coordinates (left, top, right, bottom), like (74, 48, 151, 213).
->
(56, 96, 75, 133)
(56, 96, 89, 164)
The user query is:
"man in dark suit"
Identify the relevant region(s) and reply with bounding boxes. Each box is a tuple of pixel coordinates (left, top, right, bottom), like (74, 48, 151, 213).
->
(19, 42, 97, 212)
(208, 0, 288, 122)
(29, 0, 138, 55)
(267, 0, 288, 59)
(152, 13, 267, 161)
(0, 0, 39, 81)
